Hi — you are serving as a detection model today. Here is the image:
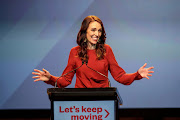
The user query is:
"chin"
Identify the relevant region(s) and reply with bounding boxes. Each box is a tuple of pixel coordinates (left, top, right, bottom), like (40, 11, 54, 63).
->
(92, 42, 97, 45)
(92, 40, 98, 44)
(88, 40, 97, 45)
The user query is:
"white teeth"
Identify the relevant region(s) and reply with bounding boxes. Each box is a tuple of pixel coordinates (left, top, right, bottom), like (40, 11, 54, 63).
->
(92, 38, 98, 40)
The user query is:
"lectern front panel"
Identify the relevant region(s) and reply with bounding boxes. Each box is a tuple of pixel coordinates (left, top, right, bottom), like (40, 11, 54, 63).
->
(53, 100, 115, 120)
(48, 88, 121, 120)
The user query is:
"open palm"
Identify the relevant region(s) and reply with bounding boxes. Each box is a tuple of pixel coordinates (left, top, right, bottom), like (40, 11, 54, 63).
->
(138, 63, 154, 79)
(32, 68, 51, 82)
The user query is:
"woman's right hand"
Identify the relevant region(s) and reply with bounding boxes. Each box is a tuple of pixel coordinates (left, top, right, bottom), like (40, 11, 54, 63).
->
(32, 68, 51, 82)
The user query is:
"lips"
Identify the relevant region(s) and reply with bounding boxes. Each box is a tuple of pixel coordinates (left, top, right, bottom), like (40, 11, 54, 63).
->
(91, 36, 98, 41)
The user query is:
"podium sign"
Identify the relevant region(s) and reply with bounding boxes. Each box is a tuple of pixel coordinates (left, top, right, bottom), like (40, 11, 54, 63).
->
(54, 101, 114, 120)
(47, 88, 122, 120)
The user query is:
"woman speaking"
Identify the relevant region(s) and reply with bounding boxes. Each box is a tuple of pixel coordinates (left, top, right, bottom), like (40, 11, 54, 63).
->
(32, 15, 154, 88)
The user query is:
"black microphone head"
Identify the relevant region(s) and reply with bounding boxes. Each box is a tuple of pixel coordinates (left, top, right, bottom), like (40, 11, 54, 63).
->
(82, 60, 85, 64)
(85, 59, 88, 65)
(82, 59, 88, 65)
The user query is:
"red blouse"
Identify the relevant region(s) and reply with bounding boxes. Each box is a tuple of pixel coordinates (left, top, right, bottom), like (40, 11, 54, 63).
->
(46, 44, 142, 88)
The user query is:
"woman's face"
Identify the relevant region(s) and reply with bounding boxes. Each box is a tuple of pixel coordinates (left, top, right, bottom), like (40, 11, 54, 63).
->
(86, 21, 102, 45)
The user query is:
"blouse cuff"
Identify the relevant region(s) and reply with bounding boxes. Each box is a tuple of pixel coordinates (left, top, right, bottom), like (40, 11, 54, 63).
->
(44, 75, 57, 85)
(49, 75, 58, 82)
(135, 71, 143, 80)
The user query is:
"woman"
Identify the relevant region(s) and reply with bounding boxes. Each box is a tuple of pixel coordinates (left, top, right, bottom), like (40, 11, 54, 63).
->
(32, 15, 154, 88)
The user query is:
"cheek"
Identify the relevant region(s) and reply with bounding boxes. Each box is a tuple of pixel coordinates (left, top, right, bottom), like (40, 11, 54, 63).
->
(86, 33, 90, 39)
(86, 32, 89, 38)
(87, 32, 93, 38)
(99, 33, 102, 37)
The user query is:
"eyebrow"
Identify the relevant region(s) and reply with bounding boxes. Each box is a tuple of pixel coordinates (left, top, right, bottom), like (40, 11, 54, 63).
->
(91, 28, 102, 30)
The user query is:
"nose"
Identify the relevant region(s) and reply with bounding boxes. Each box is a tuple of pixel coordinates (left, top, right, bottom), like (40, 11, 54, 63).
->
(94, 30, 98, 36)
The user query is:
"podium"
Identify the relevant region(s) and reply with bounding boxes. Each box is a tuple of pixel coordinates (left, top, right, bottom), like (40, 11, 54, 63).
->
(47, 87, 122, 120)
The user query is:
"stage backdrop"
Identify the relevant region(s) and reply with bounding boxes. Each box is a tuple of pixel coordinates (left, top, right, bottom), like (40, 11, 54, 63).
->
(0, 0, 180, 109)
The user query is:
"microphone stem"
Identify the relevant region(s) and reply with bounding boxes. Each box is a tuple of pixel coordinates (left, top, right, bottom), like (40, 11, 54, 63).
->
(86, 65, 109, 80)
(86, 65, 111, 87)
(55, 64, 84, 88)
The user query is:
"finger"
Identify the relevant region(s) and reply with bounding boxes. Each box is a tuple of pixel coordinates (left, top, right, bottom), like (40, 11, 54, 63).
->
(147, 74, 152, 76)
(32, 76, 40, 79)
(42, 68, 48, 73)
(34, 79, 41, 82)
(147, 66, 154, 70)
(34, 69, 42, 73)
(148, 71, 154, 73)
(142, 63, 147, 69)
(32, 72, 40, 75)
(145, 76, 149, 80)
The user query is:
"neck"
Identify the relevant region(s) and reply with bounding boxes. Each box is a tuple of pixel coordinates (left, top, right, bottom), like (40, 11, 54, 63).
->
(87, 42, 96, 50)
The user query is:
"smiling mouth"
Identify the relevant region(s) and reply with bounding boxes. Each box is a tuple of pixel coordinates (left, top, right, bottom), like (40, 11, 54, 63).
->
(91, 36, 98, 41)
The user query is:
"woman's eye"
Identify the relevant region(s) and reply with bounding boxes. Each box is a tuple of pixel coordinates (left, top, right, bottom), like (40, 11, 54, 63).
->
(98, 30, 102, 32)
(91, 29, 96, 31)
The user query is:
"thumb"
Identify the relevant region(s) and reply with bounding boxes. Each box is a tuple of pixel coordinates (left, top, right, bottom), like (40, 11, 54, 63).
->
(142, 63, 147, 69)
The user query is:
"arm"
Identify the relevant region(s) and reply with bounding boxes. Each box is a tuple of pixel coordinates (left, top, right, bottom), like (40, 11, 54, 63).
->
(47, 49, 76, 88)
(106, 45, 144, 85)
(32, 48, 76, 88)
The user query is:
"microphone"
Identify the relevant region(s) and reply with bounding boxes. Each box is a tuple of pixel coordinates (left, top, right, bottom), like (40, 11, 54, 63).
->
(84, 60, 111, 87)
(54, 60, 86, 88)
(85, 60, 123, 104)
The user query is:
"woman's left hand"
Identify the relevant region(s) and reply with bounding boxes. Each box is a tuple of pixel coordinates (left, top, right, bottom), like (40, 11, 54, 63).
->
(138, 63, 154, 79)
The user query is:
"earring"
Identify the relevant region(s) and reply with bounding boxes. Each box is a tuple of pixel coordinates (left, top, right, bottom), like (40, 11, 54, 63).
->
(84, 38, 87, 42)
(98, 39, 101, 43)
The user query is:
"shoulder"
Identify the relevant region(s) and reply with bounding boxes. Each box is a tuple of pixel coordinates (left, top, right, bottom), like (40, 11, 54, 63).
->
(69, 46, 80, 56)
(71, 46, 80, 52)
(104, 44, 113, 52)
(72, 45, 80, 50)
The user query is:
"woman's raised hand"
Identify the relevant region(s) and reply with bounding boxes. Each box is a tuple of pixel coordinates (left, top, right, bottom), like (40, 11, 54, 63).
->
(32, 68, 51, 82)
(138, 63, 154, 79)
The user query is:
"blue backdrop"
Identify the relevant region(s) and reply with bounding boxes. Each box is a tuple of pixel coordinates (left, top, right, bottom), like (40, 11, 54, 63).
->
(0, 0, 180, 109)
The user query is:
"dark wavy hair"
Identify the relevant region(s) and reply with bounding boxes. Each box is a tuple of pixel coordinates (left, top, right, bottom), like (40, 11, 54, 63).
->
(76, 15, 106, 61)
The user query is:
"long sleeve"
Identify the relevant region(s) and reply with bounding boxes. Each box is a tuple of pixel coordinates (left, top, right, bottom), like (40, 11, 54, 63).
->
(106, 45, 142, 85)
(46, 48, 76, 88)
(45, 45, 142, 88)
